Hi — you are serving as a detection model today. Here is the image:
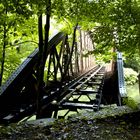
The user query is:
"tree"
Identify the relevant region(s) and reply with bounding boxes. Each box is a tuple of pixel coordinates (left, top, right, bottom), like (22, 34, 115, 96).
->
(0, 0, 38, 85)
(89, 0, 140, 91)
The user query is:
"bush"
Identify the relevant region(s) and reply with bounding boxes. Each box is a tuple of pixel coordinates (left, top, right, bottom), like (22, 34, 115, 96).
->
(123, 97, 139, 110)
(124, 68, 138, 85)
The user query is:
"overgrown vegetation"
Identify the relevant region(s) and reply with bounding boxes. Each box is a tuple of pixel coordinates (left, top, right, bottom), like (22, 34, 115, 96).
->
(124, 67, 138, 85)
(123, 97, 139, 110)
(123, 67, 139, 109)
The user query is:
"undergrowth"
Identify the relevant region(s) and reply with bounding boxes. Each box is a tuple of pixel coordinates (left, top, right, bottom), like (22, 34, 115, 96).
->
(123, 97, 139, 110)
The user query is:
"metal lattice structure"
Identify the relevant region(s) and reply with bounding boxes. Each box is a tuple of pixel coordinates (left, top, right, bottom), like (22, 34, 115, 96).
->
(0, 28, 96, 124)
(0, 26, 127, 124)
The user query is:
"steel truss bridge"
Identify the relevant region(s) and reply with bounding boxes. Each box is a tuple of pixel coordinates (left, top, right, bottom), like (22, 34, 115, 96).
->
(0, 28, 127, 125)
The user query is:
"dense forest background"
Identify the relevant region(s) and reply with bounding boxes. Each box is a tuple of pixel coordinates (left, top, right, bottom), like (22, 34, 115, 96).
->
(0, 0, 140, 92)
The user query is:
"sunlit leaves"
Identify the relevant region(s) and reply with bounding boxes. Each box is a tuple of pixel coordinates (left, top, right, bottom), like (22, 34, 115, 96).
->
(0, 0, 39, 83)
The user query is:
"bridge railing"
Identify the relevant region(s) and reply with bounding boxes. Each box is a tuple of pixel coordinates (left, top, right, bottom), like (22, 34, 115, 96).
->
(0, 32, 67, 122)
(117, 52, 127, 105)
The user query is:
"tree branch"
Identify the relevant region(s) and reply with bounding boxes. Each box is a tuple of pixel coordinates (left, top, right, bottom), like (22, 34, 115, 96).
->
(10, 40, 38, 47)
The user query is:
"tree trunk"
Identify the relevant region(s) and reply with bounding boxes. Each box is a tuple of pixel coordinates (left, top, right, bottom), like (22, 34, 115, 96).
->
(0, 10, 7, 86)
(36, 13, 44, 118)
(138, 73, 140, 95)
(42, 0, 51, 71)
(36, 0, 51, 118)
(138, 46, 140, 95)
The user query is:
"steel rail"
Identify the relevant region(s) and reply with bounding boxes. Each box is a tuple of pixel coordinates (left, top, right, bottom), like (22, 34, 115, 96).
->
(59, 66, 104, 104)
(55, 66, 106, 116)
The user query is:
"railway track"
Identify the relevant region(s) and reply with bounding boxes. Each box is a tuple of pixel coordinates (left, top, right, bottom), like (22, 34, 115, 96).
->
(57, 66, 106, 117)
(0, 65, 106, 124)
(39, 65, 106, 118)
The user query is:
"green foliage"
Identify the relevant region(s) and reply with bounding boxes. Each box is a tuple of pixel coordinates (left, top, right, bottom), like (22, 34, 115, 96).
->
(2, 42, 37, 83)
(123, 97, 139, 110)
(0, 0, 139, 84)
(0, 0, 39, 84)
(127, 83, 139, 99)
(124, 68, 138, 85)
(124, 53, 140, 72)
(51, 0, 140, 70)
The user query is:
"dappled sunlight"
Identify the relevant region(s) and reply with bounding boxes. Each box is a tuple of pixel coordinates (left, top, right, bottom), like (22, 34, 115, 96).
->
(127, 83, 140, 103)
